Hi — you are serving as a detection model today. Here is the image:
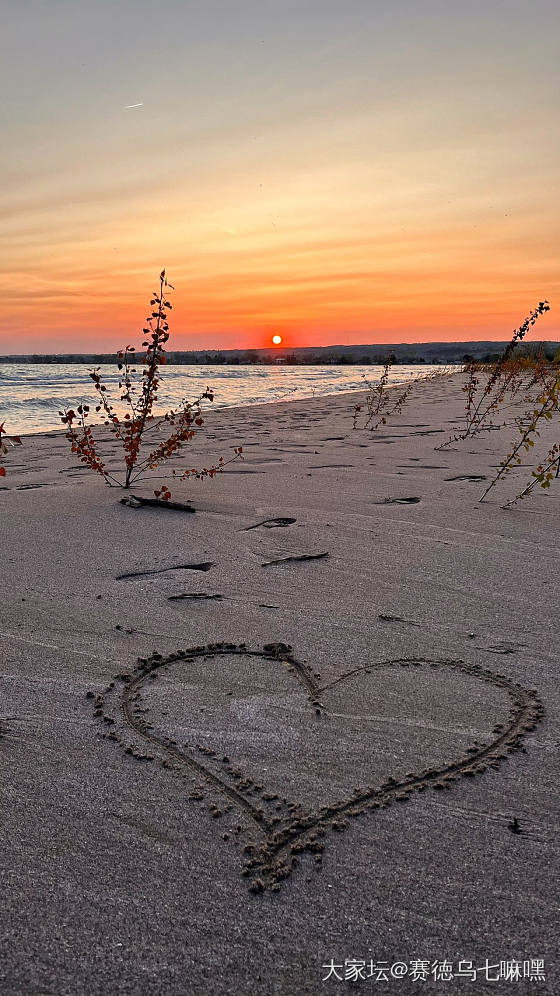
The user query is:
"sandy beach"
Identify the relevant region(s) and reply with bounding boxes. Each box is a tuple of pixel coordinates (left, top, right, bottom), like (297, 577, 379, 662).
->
(1, 373, 559, 995)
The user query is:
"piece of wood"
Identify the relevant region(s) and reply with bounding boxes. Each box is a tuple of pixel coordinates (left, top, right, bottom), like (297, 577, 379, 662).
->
(120, 495, 195, 512)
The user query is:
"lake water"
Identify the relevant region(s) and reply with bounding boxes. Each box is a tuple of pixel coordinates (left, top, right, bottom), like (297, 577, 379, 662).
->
(0, 362, 439, 435)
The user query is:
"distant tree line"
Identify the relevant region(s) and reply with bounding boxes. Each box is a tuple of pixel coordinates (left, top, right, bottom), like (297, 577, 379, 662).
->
(1, 341, 559, 366)
(0, 350, 436, 365)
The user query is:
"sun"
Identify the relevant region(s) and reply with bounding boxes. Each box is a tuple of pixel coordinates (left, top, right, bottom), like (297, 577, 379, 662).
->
(272, 334, 282, 345)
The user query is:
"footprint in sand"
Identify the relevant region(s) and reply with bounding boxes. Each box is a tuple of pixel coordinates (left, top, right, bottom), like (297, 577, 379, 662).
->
(373, 496, 421, 505)
(445, 475, 487, 482)
(116, 562, 214, 581)
(243, 517, 297, 531)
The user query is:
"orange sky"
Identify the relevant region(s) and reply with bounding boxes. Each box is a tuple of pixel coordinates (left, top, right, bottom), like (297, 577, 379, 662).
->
(1, 1, 558, 353)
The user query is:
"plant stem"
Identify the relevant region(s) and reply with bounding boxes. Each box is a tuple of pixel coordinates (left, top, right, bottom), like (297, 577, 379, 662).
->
(124, 272, 165, 487)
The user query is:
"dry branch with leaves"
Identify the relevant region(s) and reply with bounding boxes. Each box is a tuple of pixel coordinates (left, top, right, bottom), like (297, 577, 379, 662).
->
(352, 355, 417, 431)
(437, 302, 550, 450)
(60, 271, 242, 498)
(479, 367, 560, 506)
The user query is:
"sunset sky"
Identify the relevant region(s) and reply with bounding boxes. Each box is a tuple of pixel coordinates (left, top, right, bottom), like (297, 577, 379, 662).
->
(1, 0, 558, 353)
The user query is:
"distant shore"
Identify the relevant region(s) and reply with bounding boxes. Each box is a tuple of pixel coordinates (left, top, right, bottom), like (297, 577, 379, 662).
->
(2, 337, 559, 367)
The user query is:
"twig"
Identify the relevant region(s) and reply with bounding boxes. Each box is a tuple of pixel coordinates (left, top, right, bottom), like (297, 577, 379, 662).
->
(120, 495, 195, 512)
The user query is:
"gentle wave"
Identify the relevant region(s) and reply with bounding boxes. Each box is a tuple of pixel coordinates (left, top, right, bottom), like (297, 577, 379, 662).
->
(0, 362, 445, 435)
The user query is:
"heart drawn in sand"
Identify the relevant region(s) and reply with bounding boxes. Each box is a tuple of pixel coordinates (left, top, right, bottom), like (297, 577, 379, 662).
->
(92, 644, 543, 892)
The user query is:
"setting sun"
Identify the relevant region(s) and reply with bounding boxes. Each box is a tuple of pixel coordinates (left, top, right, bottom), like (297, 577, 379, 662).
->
(272, 335, 282, 345)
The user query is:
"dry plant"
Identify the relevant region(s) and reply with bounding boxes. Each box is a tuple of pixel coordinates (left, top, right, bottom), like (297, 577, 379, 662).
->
(436, 302, 550, 450)
(510, 442, 560, 504)
(352, 355, 417, 431)
(479, 367, 560, 506)
(0, 422, 22, 477)
(60, 271, 242, 499)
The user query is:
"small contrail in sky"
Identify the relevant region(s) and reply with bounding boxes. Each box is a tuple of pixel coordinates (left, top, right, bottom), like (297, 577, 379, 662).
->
(124, 102, 143, 109)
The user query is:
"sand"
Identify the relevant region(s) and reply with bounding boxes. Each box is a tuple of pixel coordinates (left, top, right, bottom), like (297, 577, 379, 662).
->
(1, 373, 559, 995)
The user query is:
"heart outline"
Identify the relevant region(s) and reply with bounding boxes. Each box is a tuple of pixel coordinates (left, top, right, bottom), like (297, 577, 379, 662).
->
(92, 644, 543, 891)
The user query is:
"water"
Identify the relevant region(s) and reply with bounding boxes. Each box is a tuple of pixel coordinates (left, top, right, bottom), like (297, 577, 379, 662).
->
(0, 362, 436, 435)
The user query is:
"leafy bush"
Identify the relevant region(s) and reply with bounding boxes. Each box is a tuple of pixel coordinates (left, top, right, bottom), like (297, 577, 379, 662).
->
(479, 368, 559, 505)
(60, 271, 242, 497)
(353, 355, 416, 431)
(437, 302, 550, 449)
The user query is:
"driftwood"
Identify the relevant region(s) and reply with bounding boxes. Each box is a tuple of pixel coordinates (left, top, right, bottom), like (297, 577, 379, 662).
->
(120, 495, 195, 513)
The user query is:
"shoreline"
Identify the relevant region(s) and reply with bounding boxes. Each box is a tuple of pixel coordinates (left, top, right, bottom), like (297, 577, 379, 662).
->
(4, 368, 460, 440)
